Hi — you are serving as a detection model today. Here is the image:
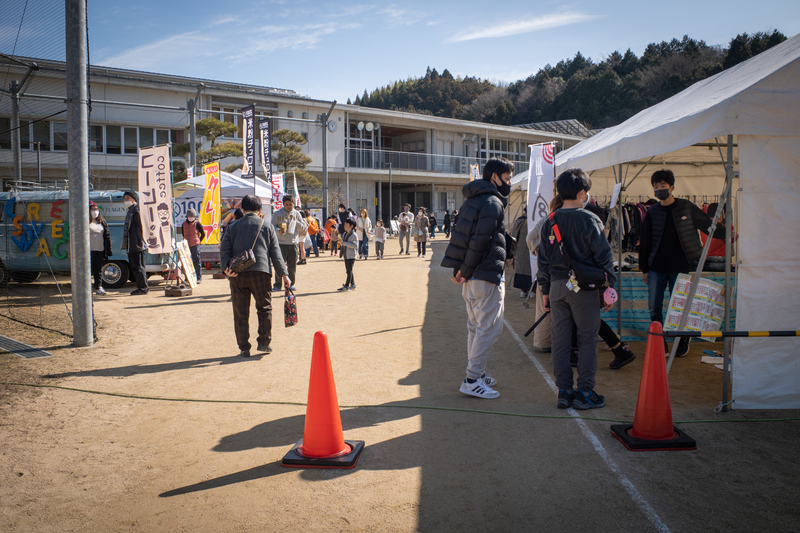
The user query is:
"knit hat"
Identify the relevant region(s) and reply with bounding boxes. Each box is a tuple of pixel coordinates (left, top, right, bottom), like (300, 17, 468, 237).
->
(186, 208, 197, 217)
(123, 190, 138, 201)
(89, 201, 98, 208)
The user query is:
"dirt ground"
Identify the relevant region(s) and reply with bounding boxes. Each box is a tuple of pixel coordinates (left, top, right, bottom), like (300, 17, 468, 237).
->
(1, 238, 799, 532)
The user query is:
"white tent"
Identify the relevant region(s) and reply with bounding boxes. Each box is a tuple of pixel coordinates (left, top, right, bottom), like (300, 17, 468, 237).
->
(179, 171, 273, 199)
(556, 34, 800, 409)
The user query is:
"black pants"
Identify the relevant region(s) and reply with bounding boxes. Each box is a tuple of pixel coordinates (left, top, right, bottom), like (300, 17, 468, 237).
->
(572, 319, 620, 349)
(230, 271, 272, 351)
(344, 259, 355, 287)
(127, 250, 148, 291)
(189, 245, 202, 281)
(417, 241, 427, 255)
(90, 250, 105, 290)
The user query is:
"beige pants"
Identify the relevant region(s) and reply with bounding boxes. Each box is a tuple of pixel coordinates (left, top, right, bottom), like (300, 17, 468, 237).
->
(534, 285, 552, 350)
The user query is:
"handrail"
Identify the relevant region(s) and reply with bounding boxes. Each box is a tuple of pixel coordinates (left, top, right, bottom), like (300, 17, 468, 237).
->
(345, 147, 529, 175)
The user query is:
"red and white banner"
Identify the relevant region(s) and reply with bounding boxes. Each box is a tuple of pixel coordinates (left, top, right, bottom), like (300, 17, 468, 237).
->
(200, 161, 221, 244)
(293, 172, 301, 208)
(272, 172, 285, 211)
(138, 145, 173, 254)
(527, 142, 555, 276)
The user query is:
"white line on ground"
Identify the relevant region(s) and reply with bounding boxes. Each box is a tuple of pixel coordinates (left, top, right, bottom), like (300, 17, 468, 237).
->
(504, 319, 671, 533)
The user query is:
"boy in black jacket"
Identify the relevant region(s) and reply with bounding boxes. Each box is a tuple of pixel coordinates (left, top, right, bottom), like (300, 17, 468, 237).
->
(537, 169, 616, 410)
(442, 157, 513, 399)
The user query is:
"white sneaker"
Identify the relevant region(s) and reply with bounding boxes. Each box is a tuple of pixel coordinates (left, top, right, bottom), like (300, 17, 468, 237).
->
(481, 373, 497, 387)
(96, 287, 106, 295)
(520, 291, 527, 298)
(459, 379, 499, 399)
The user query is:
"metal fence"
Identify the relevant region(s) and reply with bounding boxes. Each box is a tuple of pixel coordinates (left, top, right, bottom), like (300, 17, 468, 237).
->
(346, 148, 529, 176)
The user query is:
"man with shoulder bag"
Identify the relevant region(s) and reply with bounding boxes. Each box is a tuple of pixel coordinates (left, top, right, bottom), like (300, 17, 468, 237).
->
(537, 169, 616, 410)
(221, 194, 291, 358)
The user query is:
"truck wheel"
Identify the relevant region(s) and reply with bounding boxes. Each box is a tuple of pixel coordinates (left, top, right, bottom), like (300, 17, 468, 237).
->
(10, 271, 41, 283)
(101, 260, 129, 289)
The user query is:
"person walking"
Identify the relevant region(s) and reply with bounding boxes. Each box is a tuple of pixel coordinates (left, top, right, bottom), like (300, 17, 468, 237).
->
(537, 168, 616, 410)
(442, 157, 514, 399)
(221, 194, 291, 358)
(336, 204, 352, 258)
(121, 190, 149, 295)
(429, 211, 437, 239)
(89, 201, 111, 295)
(182, 208, 206, 284)
(374, 219, 387, 259)
(304, 209, 320, 258)
(271, 195, 306, 291)
(325, 215, 339, 255)
(397, 204, 414, 255)
(452, 209, 460, 227)
(356, 208, 373, 259)
(510, 207, 531, 297)
(338, 218, 358, 291)
(443, 209, 451, 238)
(414, 207, 430, 258)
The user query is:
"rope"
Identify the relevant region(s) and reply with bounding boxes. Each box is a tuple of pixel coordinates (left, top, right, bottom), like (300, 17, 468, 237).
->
(3, 382, 800, 425)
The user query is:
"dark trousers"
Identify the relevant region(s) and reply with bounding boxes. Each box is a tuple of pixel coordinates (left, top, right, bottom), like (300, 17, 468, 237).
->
(344, 259, 355, 287)
(375, 241, 384, 257)
(359, 234, 370, 258)
(417, 241, 427, 255)
(189, 245, 202, 280)
(647, 270, 681, 324)
(550, 282, 601, 392)
(127, 250, 148, 290)
(572, 319, 621, 349)
(90, 250, 104, 290)
(276, 243, 297, 288)
(230, 271, 272, 351)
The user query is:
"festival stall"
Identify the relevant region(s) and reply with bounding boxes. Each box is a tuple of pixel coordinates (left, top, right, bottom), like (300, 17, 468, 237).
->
(554, 33, 800, 409)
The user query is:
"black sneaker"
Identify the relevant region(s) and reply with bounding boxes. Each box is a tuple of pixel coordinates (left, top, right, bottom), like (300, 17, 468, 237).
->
(572, 389, 606, 410)
(557, 389, 574, 409)
(676, 337, 690, 357)
(609, 343, 636, 369)
(239, 350, 251, 358)
(256, 343, 272, 353)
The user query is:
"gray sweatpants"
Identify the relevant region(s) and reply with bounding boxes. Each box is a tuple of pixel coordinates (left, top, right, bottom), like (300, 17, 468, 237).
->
(462, 279, 505, 380)
(398, 228, 411, 253)
(549, 281, 601, 392)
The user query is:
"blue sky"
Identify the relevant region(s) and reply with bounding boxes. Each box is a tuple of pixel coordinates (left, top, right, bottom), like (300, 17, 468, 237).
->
(5, 0, 800, 103)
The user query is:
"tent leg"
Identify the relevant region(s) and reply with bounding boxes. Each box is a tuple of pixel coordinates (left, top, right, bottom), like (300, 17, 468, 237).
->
(722, 135, 735, 412)
(616, 164, 623, 336)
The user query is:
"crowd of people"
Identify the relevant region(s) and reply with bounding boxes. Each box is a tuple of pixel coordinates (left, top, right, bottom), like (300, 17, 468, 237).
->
(91, 159, 719, 409)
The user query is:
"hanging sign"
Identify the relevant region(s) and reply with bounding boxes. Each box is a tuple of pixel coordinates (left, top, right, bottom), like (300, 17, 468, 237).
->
(138, 145, 173, 254)
(272, 172, 285, 211)
(469, 164, 480, 181)
(526, 142, 555, 276)
(241, 105, 255, 179)
(200, 161, 221, 244)
(259, 117, 272, 194)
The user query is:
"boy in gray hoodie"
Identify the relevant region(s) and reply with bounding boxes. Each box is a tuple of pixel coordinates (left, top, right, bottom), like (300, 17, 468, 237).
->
(338, 218, 359, 291)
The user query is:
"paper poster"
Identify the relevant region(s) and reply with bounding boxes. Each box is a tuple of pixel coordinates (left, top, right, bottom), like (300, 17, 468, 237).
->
(138, 145, 173, 254)
(665, 273, 727, 342)
(176, 240, 197, 288)
(609, 182, 622, 209)
(200, 162, 221, 245)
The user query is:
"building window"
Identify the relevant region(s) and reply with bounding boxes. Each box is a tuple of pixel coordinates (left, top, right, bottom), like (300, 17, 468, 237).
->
(139, 128, 154, 149)
(301, 132, 308, 141)
(53, 122, 68, 151)
(32, 121, 49, 151)
(124, 127, 138, 154)
(19, 121, 30, 149)
(106, 125, 121, 154)
(89, 125, 104, 152)
(0, 117, 10, 149)
(302, 112, 308, 119)
(287, 110, 293, 118)
(170, 129, 184, 144)
(156, 129, 170, 146)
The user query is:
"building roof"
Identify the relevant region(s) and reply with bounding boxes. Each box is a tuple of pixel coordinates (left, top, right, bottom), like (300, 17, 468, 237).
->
(513, 119, 594, 138)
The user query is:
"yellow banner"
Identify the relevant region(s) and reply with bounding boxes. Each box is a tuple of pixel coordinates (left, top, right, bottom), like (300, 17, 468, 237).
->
(469, 164, 480, 181)
(200, 162, 221, 244)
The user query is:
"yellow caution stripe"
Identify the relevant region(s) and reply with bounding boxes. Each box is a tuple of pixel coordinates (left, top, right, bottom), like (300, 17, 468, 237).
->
(661, 330, 800, 338)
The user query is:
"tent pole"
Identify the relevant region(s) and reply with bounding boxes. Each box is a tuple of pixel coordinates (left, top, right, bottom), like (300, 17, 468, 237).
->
(616, 164, 623, 336)
(722, 135, 734, 412)
(666, 178, 729, 373)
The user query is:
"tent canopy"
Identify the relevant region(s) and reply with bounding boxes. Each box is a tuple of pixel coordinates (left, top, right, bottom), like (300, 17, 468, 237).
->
(178, 171, 273, 199)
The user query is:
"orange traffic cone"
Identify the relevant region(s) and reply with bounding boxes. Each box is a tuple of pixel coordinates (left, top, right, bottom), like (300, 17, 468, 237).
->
(611, 322, 696, 451)
(282, 331, 365, 468)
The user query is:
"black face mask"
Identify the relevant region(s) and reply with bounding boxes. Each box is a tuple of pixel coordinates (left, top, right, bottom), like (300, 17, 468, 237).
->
(654, 189, 670, 201)
(496, 181, 511, 197)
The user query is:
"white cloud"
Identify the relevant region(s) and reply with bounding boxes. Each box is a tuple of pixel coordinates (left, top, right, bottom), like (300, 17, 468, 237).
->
(447, 12, 598, 43)
(229, 22, 362, 59)
(96, 31, 220, 72)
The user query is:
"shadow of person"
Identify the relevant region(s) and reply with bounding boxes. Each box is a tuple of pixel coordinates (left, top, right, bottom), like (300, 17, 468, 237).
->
(42, 354, 262, 379)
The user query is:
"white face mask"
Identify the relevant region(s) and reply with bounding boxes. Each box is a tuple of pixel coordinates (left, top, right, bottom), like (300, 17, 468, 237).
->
(187, 217, 196, 222)
(418, 211, 423, 216)
(90, 210, 99, 218)
(124, 200, 134, 208)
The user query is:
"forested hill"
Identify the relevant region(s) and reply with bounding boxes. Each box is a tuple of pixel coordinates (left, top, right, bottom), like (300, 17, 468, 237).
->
(351, 30, 787, 130)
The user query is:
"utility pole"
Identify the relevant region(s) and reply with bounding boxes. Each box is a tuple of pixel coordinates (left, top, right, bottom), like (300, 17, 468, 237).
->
(65, 0, 92, 346)
(319, 100, 336, 221)
(187, 84, 204, 177)
(10, 81, 21, 182)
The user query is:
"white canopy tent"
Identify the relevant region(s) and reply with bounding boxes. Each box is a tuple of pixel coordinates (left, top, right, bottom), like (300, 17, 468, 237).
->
(555, 33, 800, 409)
(178, 171, 273, 199)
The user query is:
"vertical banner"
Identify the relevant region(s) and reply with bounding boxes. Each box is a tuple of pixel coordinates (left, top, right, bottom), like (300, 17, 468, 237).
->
(272, 172, 285, 210)
(259, 117, 272, 198)
(138, 145, 173, 254)
(187, 166, 193, 180)
(200, 161, 221, 244)
(526, 142, 555, 276)
(293, 172, 301, 208)
(241, 105, 255, 180)
(469, 164, 480, 181)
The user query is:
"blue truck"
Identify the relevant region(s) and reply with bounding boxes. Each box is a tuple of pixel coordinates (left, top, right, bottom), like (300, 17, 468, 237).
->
(0, 189, 169, 288)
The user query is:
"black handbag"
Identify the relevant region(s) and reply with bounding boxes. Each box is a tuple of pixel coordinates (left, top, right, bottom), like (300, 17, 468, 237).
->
(548, 212, 607, 291)
(228, 217, 264, 273)
(504, 231, 517, 261)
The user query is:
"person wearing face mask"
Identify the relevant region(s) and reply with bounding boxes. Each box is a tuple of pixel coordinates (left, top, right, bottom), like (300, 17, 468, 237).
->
(639, 169, 726, 357)
(181, 208, 206, 284)
(88, 201, 112, 295)
(121, 190, 149, 295)
(441, 157, 514, 399)
(414, 207, 430, 257)
(537, 168, 616, 410)
(397, 204, 414, 255)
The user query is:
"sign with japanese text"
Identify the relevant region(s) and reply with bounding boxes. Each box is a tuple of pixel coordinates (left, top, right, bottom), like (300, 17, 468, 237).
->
(272, 172, 284, 211)
(200, 162, 221, 245)
(527, 142, 555, 276)
(241, 105, 255, 179)
(138, 145, 173, 254)
(259, 117, 272, 188)
(666, 273, 728, 342)
(469, 164, 479, 181)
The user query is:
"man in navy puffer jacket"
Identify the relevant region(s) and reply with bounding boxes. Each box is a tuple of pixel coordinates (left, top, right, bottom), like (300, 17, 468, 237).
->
(442, 157, 513, 399)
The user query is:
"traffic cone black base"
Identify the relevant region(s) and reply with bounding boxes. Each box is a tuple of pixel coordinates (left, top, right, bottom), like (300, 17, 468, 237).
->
(282, 439, 365, 469)
(610, 424, 696, 451)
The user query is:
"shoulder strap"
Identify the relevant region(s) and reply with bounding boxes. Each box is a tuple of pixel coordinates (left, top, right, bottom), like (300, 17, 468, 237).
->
(250, 216, 265, 250)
